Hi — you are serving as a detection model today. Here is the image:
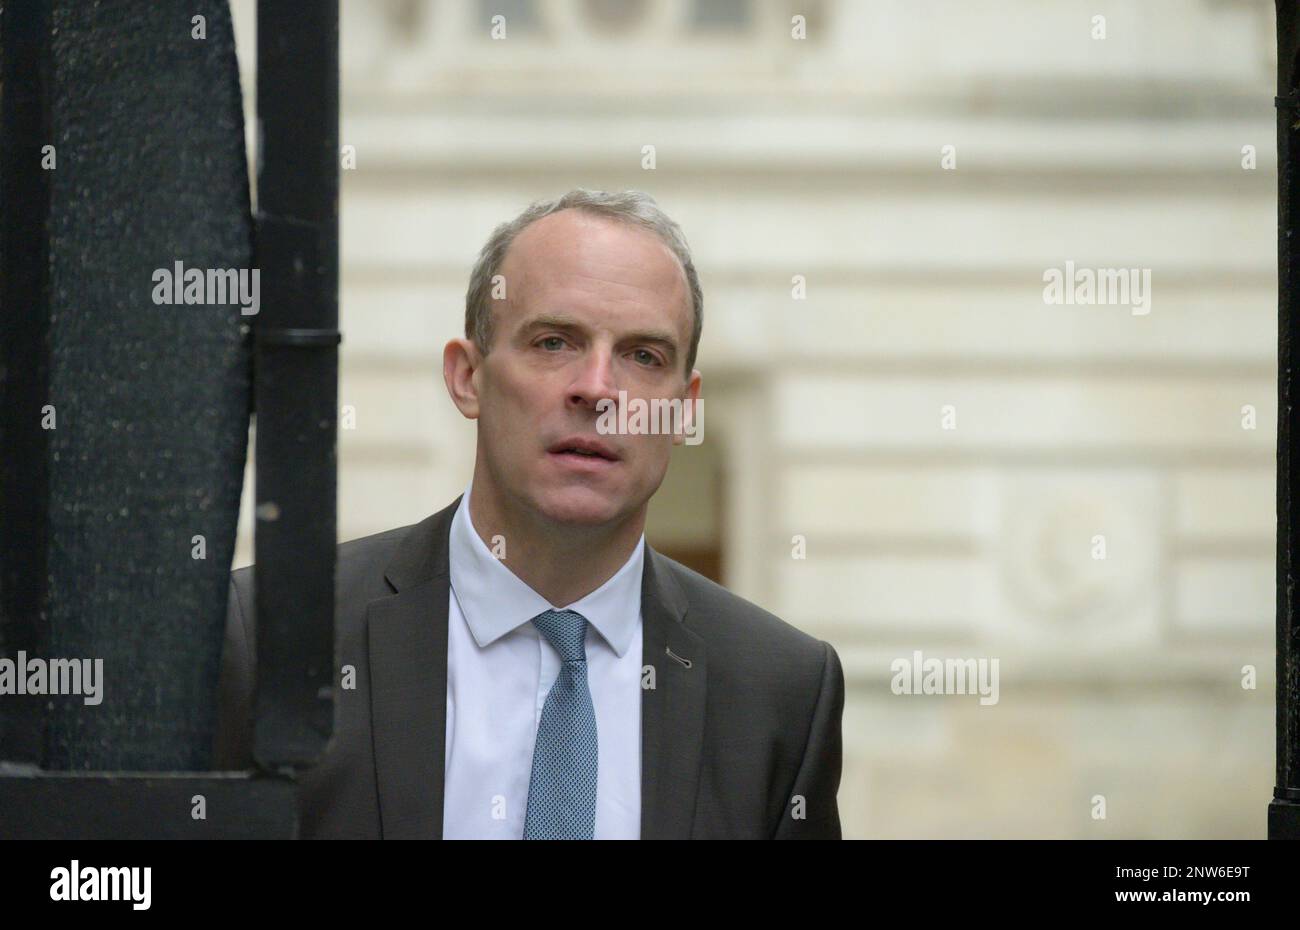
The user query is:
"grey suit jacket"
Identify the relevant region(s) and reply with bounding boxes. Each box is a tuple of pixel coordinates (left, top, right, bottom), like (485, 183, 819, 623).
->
(214, 495, 845, 839)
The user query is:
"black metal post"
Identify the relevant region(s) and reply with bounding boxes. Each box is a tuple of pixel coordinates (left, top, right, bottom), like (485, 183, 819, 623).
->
(1272, 0, 1300, 840)
(0, 0, 336, 837)
(0, 0, 54, 767)
(251, 0, 340, 771)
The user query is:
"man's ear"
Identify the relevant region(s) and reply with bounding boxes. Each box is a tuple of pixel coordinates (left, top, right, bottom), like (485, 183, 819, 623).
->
(443, 337, 483, 420)
(673, 368, 703, 447)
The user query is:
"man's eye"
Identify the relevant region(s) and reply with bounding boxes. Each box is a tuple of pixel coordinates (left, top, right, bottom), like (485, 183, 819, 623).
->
(632, 349, 660, 366)
(539, 336, 566, 350)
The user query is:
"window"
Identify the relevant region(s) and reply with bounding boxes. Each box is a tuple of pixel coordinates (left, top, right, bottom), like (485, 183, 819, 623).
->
(688, 0, 752, 32)
(477, 0, 542, 34)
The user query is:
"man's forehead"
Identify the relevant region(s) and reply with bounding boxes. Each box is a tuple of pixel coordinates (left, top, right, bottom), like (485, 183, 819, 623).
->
(500, 210, 690, 330)
(506, 209, 669, 276)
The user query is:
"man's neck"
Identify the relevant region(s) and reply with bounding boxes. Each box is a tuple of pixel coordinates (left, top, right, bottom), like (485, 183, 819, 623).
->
(465, 478, 645, 608)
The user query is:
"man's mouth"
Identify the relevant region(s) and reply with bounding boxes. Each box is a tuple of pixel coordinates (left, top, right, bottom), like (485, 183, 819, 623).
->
(547, 438, 621, 463)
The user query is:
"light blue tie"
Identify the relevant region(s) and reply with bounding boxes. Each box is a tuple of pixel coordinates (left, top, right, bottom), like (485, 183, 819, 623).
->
(523, 608, 598, 840)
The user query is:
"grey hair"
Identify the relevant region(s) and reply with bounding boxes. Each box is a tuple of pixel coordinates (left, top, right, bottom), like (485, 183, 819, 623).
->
(464, 188, 704, 375)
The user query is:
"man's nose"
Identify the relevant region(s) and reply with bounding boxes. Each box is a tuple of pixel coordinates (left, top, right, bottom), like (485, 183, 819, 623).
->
(567, 348, 619, 410)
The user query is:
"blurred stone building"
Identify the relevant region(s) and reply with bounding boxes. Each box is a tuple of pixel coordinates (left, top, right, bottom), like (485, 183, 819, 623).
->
(231, 0, 1278, 838)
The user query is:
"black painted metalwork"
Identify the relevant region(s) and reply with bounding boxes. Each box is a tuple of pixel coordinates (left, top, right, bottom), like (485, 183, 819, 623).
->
(0, 0, 53, 767)
(251, 0, 340, 772)
(0, 0, 339, 837)
(0, 766, 298, 839)
(1272, 0, 1300, 841)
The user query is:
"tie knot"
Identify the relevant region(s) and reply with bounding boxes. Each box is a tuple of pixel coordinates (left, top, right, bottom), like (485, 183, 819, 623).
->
(531, 609, 588, 663)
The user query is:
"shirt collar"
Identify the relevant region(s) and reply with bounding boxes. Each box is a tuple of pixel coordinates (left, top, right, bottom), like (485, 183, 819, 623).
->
(447, 482, 644, 657)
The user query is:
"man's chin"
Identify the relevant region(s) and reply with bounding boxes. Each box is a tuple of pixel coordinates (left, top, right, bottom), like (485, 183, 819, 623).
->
(531, 485, 630, 528)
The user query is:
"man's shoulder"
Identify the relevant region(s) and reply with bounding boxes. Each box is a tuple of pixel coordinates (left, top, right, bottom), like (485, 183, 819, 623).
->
(649, 549, 829, 668)
(231, 523, 834, 672)
(336, 523, 418, 571)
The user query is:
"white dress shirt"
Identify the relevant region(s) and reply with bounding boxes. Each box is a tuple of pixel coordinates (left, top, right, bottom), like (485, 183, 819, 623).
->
(441, 483, 644, 839)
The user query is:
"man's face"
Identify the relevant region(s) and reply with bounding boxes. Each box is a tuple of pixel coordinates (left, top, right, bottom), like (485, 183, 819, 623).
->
(456, 209, 701, 530)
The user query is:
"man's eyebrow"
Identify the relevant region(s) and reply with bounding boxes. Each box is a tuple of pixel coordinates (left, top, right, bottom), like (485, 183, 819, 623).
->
(519, 314, 583, 333)
(518, 316, 681, 357)
(620, 330, 680, 359)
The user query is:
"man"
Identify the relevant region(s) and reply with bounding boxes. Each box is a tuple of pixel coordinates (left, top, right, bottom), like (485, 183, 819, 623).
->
(215, 189, 845, 839)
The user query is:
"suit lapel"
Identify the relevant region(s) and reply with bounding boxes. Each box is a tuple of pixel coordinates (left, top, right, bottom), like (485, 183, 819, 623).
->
(639, 545, 707, 840)
(368, 498, 459, 840)
(364, 496, 708, 840)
